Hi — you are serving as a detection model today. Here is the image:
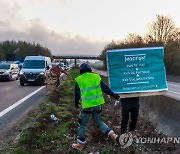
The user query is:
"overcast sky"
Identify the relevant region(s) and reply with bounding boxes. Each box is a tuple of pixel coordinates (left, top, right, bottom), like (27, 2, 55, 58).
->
(0, 0, 180, 55)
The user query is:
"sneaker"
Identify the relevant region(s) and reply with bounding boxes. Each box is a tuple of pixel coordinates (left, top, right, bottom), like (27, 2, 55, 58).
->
(72, 142, 84, 151)
(115, 135, 120, 145)
(108, 131, 118, 144)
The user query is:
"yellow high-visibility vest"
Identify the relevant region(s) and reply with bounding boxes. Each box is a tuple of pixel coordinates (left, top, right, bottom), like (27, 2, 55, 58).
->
(75, 72, 105, 109)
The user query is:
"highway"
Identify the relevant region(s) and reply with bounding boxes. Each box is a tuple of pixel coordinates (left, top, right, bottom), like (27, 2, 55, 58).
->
(166, 81, 180, 101)
(0, 69, 179, 137)
(0, 80, 46, 135)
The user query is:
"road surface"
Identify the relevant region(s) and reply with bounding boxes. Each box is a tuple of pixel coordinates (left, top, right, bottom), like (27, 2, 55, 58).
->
(166, 81, 180, 101)
(0, 80, 46, 134)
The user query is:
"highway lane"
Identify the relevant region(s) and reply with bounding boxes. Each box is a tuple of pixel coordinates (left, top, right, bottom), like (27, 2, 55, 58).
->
(0, 80, 46, 134)
(0, 73, 68, 135)
(166, 82, 180, 101)
(0, 80, 44, 112)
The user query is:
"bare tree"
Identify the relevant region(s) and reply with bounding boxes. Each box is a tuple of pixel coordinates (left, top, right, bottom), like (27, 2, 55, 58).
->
(148, 15, 179, 45)
(125, 33, 143, 44)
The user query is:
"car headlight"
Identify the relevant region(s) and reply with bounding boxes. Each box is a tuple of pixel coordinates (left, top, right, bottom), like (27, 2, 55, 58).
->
(3, 71, 9, 75)
(40, 72, 45, 75)
(20, 71, 24, 75)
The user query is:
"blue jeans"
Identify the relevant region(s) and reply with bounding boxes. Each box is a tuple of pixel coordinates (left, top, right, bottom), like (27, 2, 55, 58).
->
(77, 105, 111, 144)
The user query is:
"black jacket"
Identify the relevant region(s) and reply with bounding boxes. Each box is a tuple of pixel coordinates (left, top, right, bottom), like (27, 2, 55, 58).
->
(120, 97, 139, 103)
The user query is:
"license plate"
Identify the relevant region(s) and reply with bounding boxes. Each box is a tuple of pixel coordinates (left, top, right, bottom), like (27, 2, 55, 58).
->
(28, 79, 35, 81)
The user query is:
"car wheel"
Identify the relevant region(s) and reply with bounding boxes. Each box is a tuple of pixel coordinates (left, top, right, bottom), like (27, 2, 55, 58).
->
(8, 75, 12, 81)
(20, 82, 24, 86)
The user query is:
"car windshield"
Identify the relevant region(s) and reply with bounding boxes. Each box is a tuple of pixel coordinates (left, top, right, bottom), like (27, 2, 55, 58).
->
(23, 60, 45, 69)
(0, 64, 10, 69)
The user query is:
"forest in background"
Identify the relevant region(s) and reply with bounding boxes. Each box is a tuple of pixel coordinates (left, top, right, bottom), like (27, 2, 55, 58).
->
(0, 41, 51, 62)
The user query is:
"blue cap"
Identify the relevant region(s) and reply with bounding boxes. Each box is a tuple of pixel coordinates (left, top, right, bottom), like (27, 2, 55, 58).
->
(79, 63, 92, 74)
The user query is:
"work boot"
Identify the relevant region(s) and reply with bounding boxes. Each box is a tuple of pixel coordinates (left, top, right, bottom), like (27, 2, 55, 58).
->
(108, 131, 118, 144)
(72, 142, 84, 151)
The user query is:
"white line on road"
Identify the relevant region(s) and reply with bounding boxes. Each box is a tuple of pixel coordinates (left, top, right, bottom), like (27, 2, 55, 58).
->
(168, 83, 180, 87)
(0, 86, 45, 118)
(168, 90, 180, 95)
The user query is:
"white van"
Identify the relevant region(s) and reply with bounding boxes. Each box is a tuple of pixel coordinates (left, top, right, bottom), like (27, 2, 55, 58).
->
(19, 56, 51, 86)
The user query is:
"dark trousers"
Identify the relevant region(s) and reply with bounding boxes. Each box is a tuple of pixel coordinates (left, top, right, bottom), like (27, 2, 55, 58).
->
(56, 78, 60, 87)
(121, 101, 139, 134)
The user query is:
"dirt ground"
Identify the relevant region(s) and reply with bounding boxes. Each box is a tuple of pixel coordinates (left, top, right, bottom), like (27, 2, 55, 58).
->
(83, 94, 180, 154)
(0, 94, 180, 154)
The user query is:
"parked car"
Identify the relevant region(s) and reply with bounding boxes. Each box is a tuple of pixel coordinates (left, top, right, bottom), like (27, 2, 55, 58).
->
(60, 62, 66, 70)
(0, 62, 19, 81)
(51, 62, 68, 71)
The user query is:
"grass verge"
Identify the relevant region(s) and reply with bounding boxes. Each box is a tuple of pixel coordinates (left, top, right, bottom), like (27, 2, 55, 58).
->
(0, 68, 179, 154)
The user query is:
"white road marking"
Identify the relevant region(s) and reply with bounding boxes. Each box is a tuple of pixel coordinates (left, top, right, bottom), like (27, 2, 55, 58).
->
(168, 83, 180, 87)
(168, 90, 180, 95)
(0, 86, 45, 118)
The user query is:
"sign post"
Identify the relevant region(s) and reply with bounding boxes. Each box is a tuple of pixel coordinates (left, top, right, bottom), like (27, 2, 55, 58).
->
(107, 47, 168, 97)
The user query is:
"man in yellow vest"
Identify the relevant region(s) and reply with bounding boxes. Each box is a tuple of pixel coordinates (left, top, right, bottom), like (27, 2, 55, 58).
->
(72, 63, 120, 151)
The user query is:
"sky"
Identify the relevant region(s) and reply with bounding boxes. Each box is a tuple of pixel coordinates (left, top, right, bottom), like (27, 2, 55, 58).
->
(0, 0, 180, 56)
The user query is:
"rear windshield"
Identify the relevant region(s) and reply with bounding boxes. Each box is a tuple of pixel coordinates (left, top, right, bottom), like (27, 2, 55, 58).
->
(0, 64, 10, 69)
(23, 60, 45, 69)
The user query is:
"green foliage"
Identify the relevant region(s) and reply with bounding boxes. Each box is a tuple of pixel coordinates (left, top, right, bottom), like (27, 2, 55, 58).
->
(15, 146, 28, 154)
(0, 49, 5, 60)
(14, 69, 79, 153)
(69, 68, 80, 79)
(0, 40, 52, 61)
(101, 146, 113, 153)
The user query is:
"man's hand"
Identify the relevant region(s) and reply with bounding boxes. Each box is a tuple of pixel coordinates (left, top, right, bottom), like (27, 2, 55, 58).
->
(114, 94, 120, 100)
(75, 101, 80, 108)
(75, 103, 79, 108)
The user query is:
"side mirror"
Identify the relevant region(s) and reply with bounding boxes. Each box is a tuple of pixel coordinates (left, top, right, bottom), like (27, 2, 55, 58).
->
(46, 66, 50, 70)
(19, 65, 22, 70)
